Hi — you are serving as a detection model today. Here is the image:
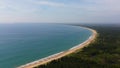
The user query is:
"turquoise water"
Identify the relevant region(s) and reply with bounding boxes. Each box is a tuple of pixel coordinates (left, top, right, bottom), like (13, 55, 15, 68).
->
(0, 23, 92, 68)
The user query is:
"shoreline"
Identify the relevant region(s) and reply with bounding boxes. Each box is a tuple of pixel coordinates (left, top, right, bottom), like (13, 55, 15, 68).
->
(17, 27, 97, 68)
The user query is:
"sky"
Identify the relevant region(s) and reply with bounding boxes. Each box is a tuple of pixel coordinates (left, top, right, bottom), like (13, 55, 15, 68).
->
(0, 0, 120, 24)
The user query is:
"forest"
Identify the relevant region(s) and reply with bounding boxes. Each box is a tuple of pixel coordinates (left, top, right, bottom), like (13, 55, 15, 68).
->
(35, 24, 120, 68)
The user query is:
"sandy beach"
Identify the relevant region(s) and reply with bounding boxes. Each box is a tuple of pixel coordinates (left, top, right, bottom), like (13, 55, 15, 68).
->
(17, 27, 97, 68)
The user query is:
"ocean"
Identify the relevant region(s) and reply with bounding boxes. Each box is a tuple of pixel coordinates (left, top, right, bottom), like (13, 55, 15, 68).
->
(0, 23, 92, 68)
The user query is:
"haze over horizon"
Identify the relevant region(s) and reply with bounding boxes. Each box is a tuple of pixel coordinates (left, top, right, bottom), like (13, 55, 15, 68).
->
(0, 0, 120, 24)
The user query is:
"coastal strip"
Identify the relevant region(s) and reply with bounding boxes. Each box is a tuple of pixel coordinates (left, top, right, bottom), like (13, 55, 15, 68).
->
(17, 27, 97, 68)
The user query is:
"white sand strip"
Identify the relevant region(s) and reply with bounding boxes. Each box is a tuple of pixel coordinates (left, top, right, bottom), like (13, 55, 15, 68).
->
(17, 27, 97, 68)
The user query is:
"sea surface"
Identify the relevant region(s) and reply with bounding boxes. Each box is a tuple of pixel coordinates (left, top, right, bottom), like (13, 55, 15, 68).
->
(0, 23, 92, 68)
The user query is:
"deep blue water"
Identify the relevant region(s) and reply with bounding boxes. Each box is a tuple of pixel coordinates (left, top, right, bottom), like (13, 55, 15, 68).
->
(0, 23, 92, 68)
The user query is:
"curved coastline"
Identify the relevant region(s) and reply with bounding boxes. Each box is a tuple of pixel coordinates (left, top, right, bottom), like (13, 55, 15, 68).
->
(17, 26, 97, 68)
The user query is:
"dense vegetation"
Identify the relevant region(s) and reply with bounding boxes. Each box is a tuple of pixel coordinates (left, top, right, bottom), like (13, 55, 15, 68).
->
(35, 24, 120, 68)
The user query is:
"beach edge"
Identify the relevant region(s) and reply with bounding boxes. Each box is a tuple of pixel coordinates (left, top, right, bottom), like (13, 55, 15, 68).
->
(17, 26, 98, 68)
